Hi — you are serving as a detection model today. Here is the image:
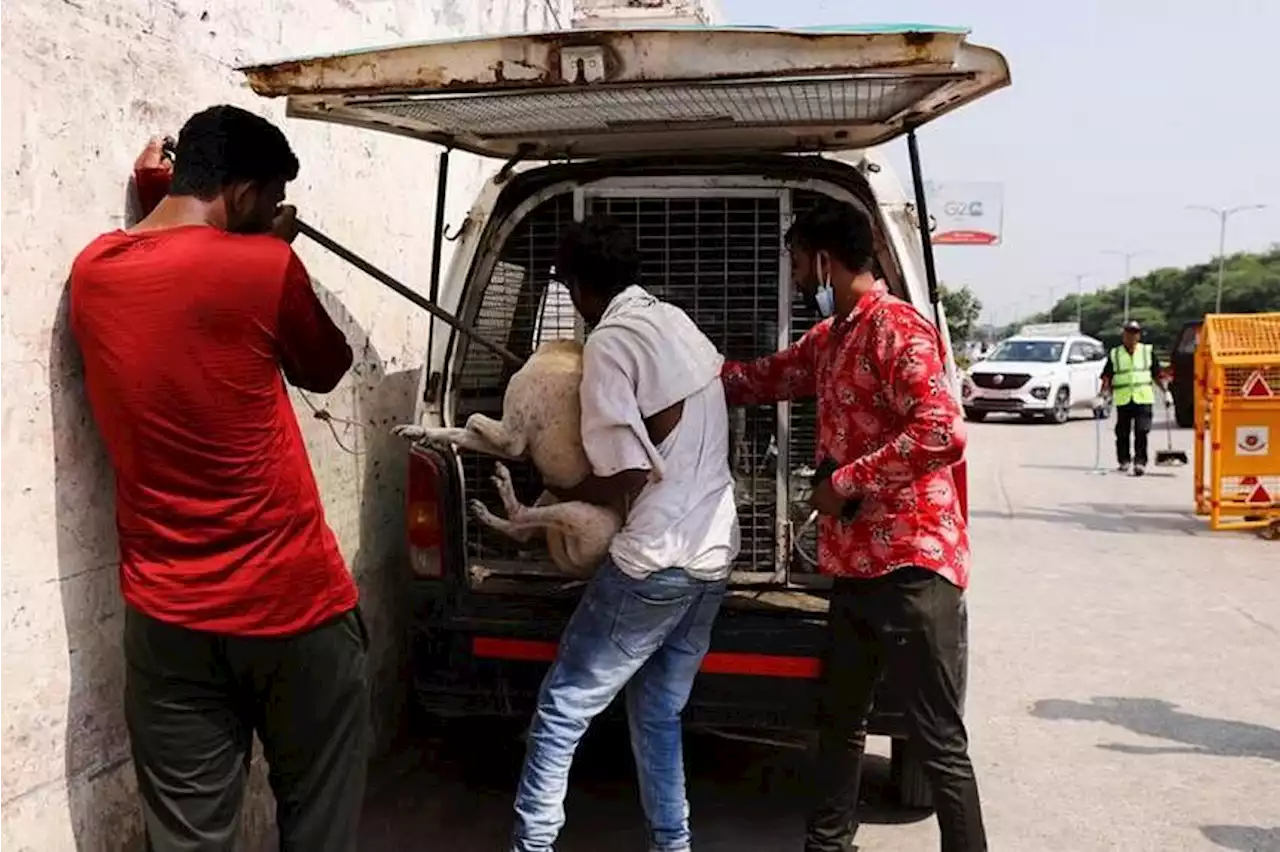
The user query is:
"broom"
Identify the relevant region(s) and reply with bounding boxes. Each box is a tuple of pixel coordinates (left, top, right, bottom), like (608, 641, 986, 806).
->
(1155, 391, 1188, 466)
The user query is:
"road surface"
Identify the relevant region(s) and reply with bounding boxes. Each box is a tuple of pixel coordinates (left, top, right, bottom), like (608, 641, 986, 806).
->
(361, 412, 1280, 852)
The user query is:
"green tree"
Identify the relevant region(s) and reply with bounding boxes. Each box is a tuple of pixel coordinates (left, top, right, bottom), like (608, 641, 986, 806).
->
(1007, 248, 1280, 351)
(940, 283, 983, 346)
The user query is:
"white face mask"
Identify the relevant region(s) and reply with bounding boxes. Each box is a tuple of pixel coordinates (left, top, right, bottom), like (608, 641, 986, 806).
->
(813, 254, 835, 318)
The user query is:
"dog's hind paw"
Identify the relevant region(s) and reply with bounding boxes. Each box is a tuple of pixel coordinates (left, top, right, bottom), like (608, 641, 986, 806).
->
(469, 498, 495, 523)
(491, 463, 524, 519)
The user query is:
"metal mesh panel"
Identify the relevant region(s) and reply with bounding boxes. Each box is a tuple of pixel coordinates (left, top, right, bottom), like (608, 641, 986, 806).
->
(1224, 365, 1280, 397)
(785, 191, 823, 571)
(1205, 313, 1280, 365)
(455, 193, 576, 566)
(589, 194, 782, 572)
(368, 76, 951, 139)
(452, 188, 877, 578)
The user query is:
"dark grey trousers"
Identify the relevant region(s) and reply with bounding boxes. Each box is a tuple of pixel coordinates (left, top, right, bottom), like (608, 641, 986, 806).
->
(124, 605, 370, 852)
(1115, 402, 1154, 466)
(806, 568, 986, 852)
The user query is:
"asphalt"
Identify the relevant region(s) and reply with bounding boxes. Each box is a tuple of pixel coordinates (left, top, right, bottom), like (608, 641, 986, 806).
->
(360, 410, 1280, 852)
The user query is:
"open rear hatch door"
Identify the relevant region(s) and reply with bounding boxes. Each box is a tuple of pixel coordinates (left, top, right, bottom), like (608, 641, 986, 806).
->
(241, 24, 1010, 159)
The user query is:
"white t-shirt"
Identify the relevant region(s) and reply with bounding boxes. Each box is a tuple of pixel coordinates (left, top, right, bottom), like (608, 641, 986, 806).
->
(579, 290, 740, 581)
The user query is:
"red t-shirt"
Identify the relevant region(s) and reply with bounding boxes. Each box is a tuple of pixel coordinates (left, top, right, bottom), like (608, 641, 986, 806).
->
(69, 220, 358, 636)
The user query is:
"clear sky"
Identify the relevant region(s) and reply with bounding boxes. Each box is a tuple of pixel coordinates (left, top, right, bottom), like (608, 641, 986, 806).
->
(721, 0, 1279, 324)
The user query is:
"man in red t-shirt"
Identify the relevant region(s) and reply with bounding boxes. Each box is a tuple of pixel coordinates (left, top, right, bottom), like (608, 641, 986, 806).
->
(721, 200, 986, 852)
(69, 106, 367, 852)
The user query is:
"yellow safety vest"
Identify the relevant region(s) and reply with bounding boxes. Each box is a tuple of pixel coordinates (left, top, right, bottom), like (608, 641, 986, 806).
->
(1110, 343, 1155, 406)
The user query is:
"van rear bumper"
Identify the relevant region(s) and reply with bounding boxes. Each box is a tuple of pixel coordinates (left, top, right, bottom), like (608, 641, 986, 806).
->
(407, 582, 916, 737)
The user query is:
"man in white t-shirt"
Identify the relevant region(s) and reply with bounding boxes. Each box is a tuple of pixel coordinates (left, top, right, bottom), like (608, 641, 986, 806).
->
(509, 216, 740, 852)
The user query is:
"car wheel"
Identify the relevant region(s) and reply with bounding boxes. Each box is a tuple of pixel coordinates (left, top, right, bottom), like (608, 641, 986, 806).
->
(1050, 387, 1071, 424)
(964, 409, 987, 423)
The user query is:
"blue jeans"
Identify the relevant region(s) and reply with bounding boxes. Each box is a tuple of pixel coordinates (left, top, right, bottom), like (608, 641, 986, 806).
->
(510, 559, 727, 852)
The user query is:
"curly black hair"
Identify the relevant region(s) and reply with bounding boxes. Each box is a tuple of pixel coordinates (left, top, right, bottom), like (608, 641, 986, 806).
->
(170, 105, 299, 200)
(552, 214, 641, 299)
(785, 198, 875, 274)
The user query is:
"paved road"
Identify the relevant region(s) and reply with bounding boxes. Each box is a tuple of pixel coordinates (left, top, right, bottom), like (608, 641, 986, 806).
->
(361, 413, 1280, 852)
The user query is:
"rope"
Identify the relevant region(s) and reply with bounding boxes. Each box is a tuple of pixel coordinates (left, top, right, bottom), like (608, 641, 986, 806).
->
(296, 391, 367, 456)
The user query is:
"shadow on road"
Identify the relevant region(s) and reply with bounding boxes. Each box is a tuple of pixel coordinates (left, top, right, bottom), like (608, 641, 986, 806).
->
(1201, 824, 1280, 851)
(970, 503, 1201, 534)
(360, 722, 929, 850)
(1018, 463, 1181, 478)
(1031, 697, 1280, 762)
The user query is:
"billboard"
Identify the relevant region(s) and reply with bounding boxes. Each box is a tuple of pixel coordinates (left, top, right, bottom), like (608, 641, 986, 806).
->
(924, 181, 1004, 246)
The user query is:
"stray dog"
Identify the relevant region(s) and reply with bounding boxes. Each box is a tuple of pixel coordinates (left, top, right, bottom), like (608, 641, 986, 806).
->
(392, 340, 621, 579)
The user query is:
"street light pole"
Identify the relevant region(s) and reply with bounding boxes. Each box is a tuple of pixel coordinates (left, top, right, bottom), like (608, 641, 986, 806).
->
(1073, 273, 1090, 327)
(1103, 249, 1145, 321)
(1187, 204, 1267, 313)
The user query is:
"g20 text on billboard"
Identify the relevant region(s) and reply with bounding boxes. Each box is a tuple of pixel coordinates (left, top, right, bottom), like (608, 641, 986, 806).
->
(924, 181, 1004, 247)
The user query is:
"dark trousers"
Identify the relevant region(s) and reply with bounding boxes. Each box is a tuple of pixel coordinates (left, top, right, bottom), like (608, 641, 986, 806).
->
(124, 606, 370, 852)
(1115, 402, 1153, 466)
(806, 568, 986, 852)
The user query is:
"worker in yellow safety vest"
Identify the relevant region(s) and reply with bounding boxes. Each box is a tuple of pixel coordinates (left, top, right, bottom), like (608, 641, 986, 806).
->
(1100, 319, 1169, 476)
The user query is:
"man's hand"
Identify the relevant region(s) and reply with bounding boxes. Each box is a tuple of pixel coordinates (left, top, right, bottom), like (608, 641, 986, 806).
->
(809, 476, 846, 517)
(271, 204, 300, 244)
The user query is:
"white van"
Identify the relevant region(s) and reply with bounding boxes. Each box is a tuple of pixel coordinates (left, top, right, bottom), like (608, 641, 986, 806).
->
(245, 24, 1010, 808)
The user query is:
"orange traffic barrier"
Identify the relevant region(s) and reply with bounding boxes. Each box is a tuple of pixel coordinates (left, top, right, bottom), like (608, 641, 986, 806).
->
(1194, 312, 1280, 530)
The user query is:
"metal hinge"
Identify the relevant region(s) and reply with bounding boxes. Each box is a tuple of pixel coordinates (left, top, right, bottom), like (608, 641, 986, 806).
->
(560, 46, 606, 84)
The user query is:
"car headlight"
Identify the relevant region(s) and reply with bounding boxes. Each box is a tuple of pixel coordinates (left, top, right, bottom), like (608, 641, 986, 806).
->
(1030, 386, 1050, 400)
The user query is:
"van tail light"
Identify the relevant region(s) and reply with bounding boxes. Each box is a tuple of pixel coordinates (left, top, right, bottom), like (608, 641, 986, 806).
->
(407, 446, 446, 578)
(954, 459, 969, 522)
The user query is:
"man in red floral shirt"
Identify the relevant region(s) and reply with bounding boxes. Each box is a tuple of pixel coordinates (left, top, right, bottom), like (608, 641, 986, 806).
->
(721, 200, 986, 852)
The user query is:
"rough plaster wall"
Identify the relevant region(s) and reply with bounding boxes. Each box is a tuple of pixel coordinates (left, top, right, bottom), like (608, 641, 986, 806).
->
(574, 0, 723, 25)
(0, 0, 569, 849)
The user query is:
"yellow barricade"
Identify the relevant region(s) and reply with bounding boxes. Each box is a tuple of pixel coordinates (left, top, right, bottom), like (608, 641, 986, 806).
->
(1194, 312, 1280, 530)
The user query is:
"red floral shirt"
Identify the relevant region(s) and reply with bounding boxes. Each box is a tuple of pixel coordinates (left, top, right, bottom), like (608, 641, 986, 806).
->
(721, 285, 970, 588)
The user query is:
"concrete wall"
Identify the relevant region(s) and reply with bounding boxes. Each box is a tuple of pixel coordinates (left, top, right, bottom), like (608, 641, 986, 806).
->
(572, 0, 723, 26)
(0, 1, 569, 849)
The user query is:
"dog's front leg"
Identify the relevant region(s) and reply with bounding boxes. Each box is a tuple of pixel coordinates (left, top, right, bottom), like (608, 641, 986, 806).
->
(391, 413, 526, 460)
(464, 413, 527, 459)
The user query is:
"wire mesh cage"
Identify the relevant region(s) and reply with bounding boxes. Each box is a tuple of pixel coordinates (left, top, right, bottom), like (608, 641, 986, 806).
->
(452, 186, 839, 578)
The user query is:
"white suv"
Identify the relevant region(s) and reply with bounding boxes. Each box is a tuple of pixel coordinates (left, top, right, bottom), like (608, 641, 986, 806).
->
(963, 325, 1108, 423)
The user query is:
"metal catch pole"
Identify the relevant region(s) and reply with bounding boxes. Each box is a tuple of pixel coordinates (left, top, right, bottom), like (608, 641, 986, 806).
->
(296, 219, 526, 369)
(906, 128, 943, 328)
